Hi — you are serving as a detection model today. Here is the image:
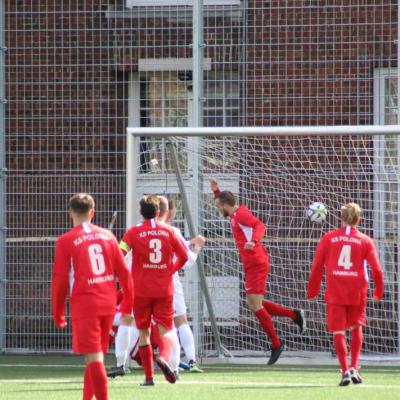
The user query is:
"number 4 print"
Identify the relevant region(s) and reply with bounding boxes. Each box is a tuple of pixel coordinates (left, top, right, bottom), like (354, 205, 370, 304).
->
(338, 245, 353, 270)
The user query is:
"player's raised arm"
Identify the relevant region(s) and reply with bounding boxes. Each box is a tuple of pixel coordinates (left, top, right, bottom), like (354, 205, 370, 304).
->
(307, 235, 328, 300)
(51, 237, 70, 328)
(210, 178, 221, 197)
(365, 238, 384, 301)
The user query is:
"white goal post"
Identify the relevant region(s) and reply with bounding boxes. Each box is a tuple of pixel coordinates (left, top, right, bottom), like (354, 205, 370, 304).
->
(127, 125, 400, 362)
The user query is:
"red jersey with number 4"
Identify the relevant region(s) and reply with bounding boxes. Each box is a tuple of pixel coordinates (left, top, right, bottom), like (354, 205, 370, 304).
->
(52, 222, 133, 324)
(120, 218, 188, 298)
(307, 225, 384, 305)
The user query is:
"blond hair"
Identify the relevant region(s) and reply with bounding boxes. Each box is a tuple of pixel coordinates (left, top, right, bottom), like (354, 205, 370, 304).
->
(341, 203, 361, 226)
(158, 195, 169, 217)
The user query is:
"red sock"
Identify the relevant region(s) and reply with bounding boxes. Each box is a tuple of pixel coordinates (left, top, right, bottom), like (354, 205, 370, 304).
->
(263, 300, 296, 319)
(350, 328, 363, 370)
(158, 333, 173, 361)
(83, 365, 94, 400)
(87, 361, 108, 400)
(255, 308, 281, 348)
(139, 345, 154, 381)
(333, 334, 349, 372)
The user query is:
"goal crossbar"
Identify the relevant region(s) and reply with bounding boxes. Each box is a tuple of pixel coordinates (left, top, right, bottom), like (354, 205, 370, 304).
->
(127, 125, 400, 137)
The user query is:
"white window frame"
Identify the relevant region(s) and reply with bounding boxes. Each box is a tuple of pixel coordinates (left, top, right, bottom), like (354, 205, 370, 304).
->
(373, 68, 399, 286)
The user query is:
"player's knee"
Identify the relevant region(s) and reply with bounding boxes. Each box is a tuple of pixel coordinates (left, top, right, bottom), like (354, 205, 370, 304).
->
(350, 325, 362, 331)
(85, 352, 103, 363)
(246, 296, 261, 312)
(332, 330, 346, 336)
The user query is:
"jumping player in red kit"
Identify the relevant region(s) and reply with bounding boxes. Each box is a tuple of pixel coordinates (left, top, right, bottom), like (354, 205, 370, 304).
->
(307, 203, 384, 386)
(52, 193, 133, 400)
(119, 195, 188, 385)
(210, 179, 304, 365)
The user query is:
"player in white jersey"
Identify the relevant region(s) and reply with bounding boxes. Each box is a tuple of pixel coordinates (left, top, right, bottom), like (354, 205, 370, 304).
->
(160, 197, 205, 373)
(107, 252, 140, 378)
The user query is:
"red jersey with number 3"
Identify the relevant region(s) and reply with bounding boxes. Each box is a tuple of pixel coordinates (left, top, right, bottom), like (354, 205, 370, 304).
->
(120, 218, 188, 298)
(307, 225, 384, 305)
(52, 222, 133, 322)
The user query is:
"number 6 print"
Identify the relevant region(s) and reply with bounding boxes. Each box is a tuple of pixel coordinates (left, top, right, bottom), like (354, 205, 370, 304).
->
(88, 244, 106, 275)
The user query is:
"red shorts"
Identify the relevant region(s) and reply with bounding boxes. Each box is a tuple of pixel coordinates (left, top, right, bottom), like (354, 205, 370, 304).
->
(133, 295, 174, 330)
(72, 315, 114, 354)
(326, 303, 366, 332)
(244, 264, 269, 295)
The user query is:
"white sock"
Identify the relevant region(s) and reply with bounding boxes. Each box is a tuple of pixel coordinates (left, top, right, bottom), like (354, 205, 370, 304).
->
(178, 323, 196, 362)
(125, 326, 140, 367)
(169, 328, 181, 371)
(115, 325, 131, 367)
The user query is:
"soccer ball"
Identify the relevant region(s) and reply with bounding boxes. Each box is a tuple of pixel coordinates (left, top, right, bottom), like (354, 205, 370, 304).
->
(306, 202, 327, 223)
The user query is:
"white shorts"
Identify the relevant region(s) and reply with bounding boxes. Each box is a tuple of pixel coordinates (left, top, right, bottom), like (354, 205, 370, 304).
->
(174, 291, 187, 317)
(113, 312, 122, 327)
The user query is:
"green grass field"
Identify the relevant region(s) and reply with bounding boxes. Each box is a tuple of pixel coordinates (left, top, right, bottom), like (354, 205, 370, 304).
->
(0, 355, 399, 400)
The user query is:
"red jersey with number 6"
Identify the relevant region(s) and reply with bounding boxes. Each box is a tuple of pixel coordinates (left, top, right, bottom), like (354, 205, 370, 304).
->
(307, 225, 384, 305)
(52, 222, 133, 323)
(120, 218, 188, 298)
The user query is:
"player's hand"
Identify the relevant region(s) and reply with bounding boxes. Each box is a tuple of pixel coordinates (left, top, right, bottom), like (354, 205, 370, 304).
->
(190, 235, 206, 249)
(373, 294, 381, 302)
(210, 178, 219, 192)
(55, 316, 67, 329)
(244, 241, 256, 250)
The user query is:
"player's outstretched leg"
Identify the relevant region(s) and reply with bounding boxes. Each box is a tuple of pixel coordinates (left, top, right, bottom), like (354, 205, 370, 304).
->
(262, 301, 306, 333)
(155, 355, 177, 384)
(177, 321, 203, 373)
(267, 341, 285, 365)
(107, 323, 132, 378)
(248, 294, 284, 365)
(157, 330, 177, 384)
(170, 328, 181, 379)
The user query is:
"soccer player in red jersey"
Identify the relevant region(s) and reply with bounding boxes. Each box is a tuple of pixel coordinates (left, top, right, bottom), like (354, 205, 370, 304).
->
(51, 193, 133, 400)
(307, 203, 384, 386)
(210, 179, 304, 365)
(119, 195, 188, 385)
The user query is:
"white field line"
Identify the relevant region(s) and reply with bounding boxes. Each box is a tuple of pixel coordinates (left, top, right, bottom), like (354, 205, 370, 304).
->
(0, 364, 398, 373)
(1, 378, 400, 389)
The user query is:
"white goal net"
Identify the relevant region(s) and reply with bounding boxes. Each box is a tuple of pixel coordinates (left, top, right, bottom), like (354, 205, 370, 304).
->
(127, 127, 400, 360)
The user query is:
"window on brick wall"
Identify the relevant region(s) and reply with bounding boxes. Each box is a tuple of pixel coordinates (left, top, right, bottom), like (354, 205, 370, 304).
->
(126, 0, 240, 7)
(133, 71, 239, 173)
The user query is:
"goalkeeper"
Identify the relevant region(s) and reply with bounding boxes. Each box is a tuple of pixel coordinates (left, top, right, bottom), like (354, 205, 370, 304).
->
(210, 179, 304, 365)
